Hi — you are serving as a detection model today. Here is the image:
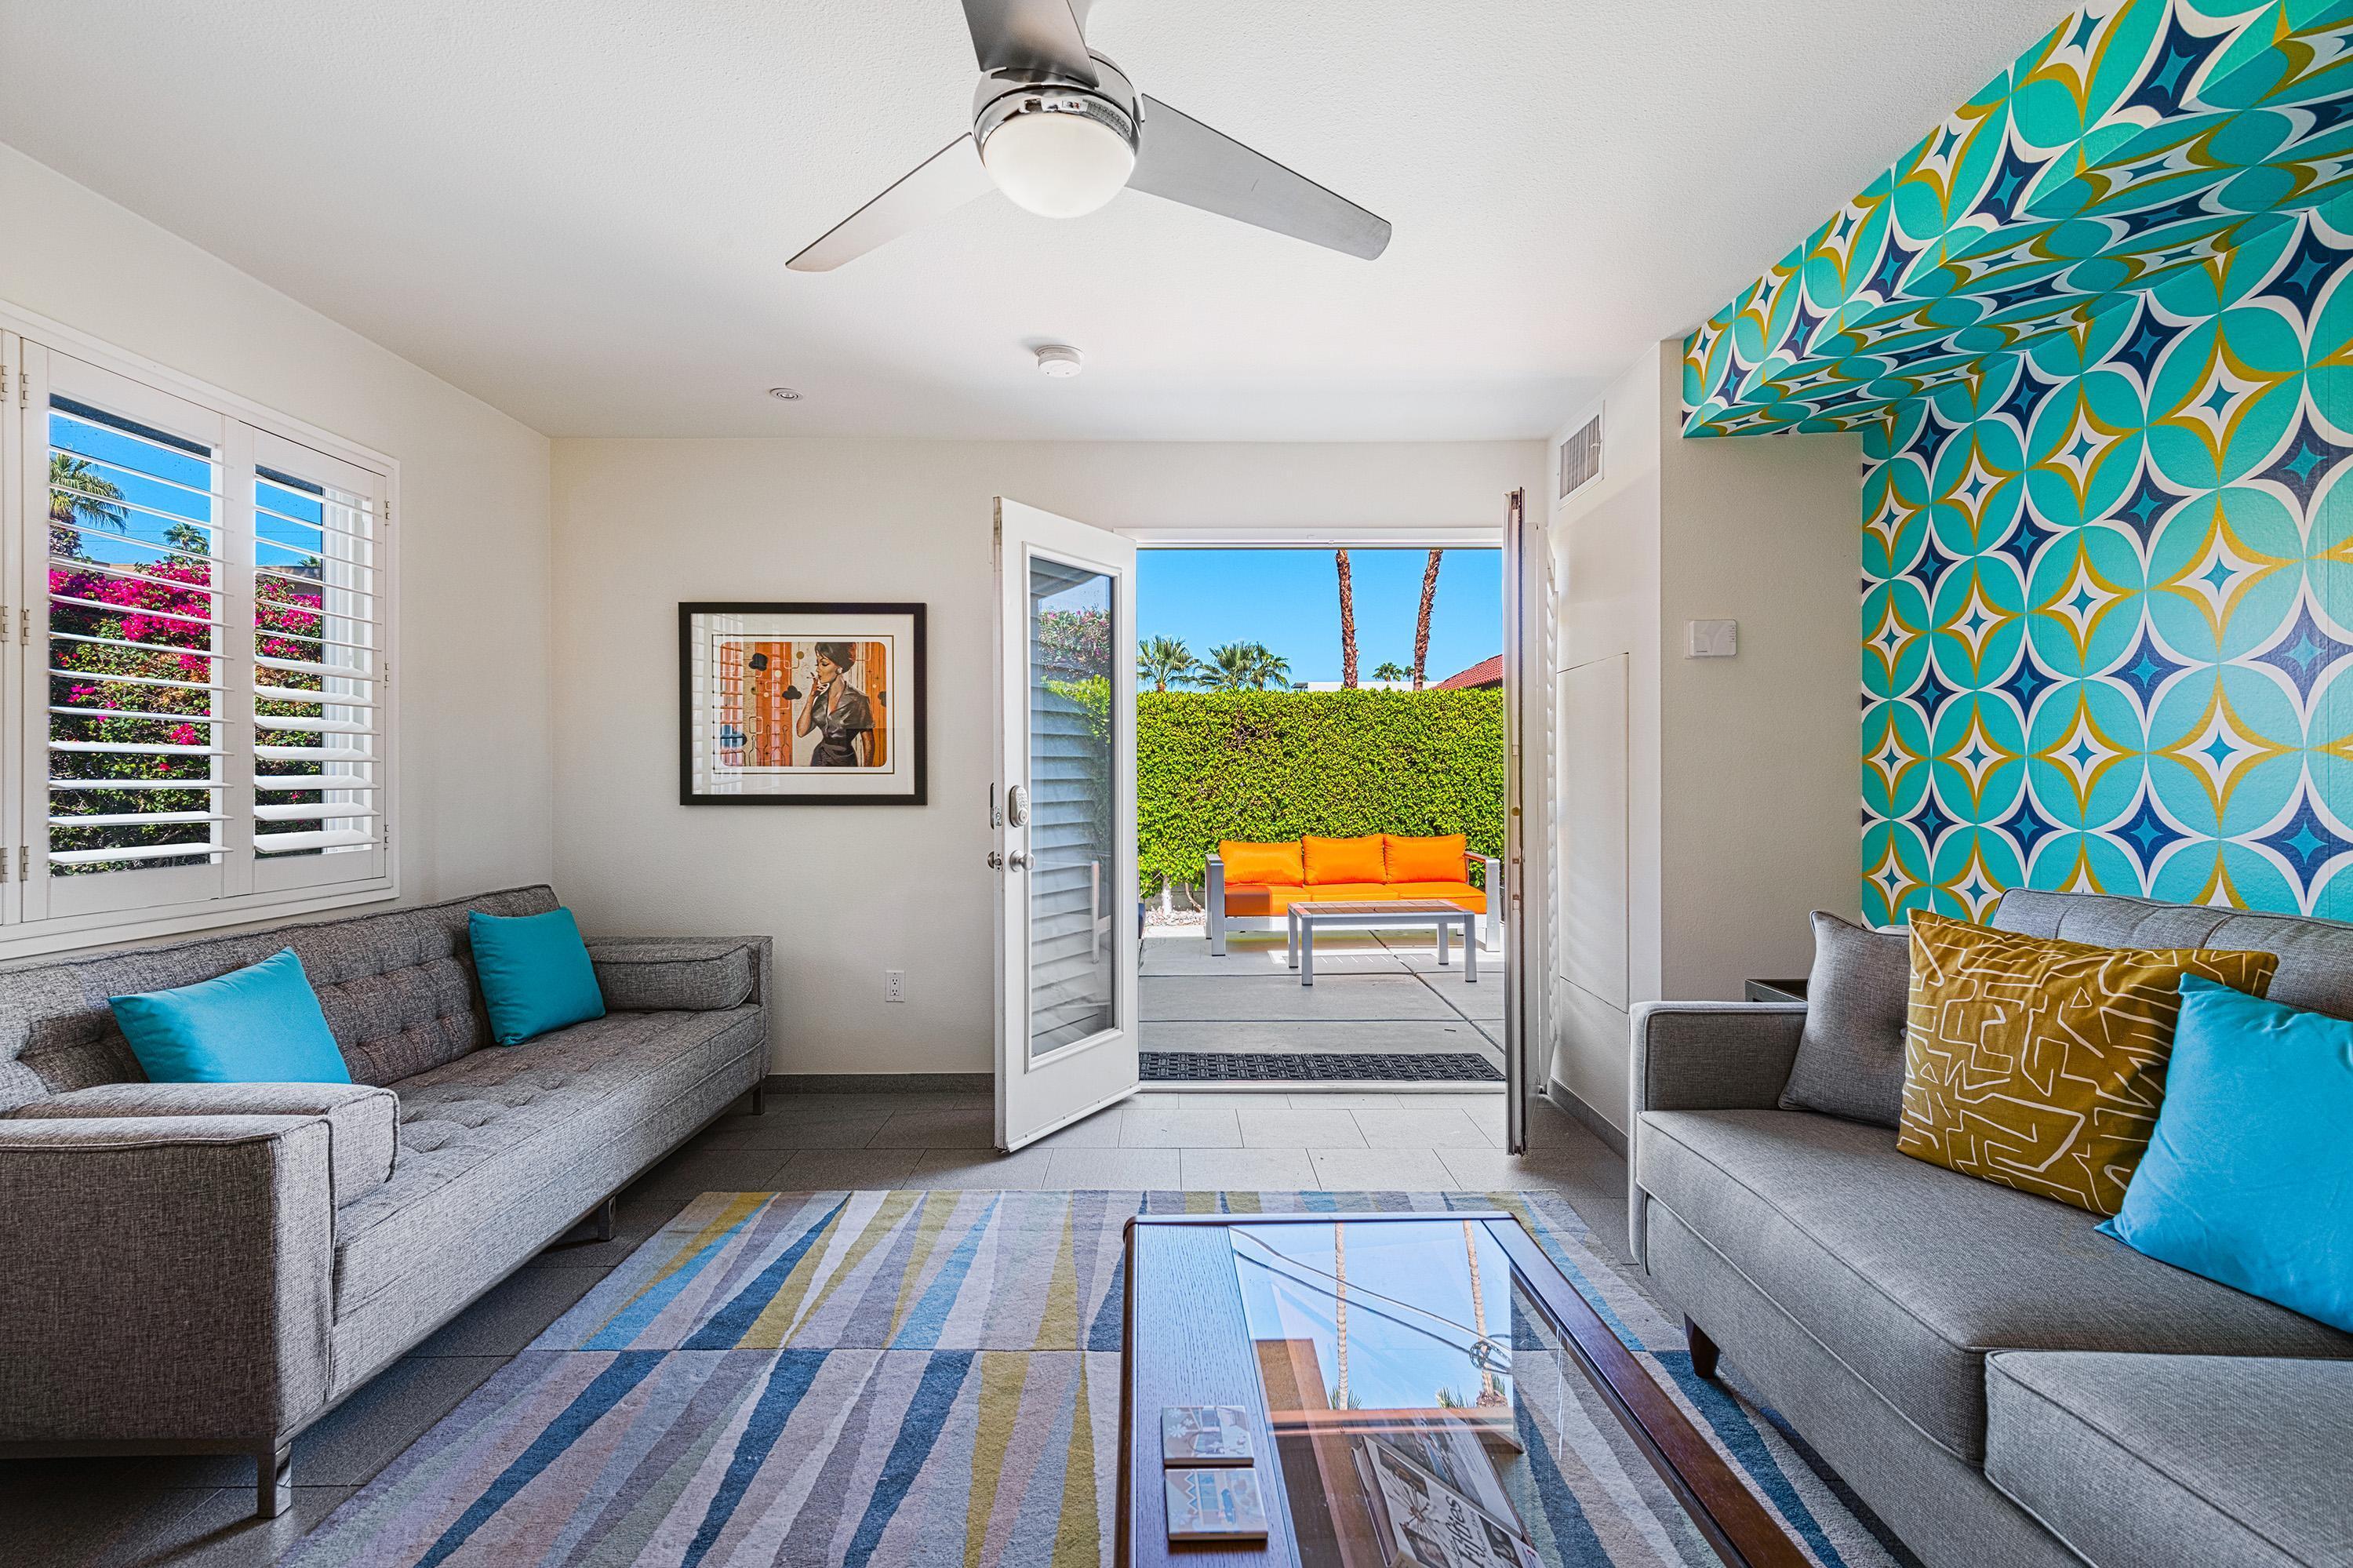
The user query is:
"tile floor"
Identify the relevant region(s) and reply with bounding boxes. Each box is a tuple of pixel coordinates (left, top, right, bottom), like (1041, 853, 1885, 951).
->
(1140, 925, 1507, 1074)
(0, 1083, 1627, 1567)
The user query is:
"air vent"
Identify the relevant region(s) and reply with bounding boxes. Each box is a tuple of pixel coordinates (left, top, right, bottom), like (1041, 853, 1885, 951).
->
(1559, 414, 1602, 500)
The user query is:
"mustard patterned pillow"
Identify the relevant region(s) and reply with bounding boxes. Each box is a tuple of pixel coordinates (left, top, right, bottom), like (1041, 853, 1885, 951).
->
(1897, 914, 2277, 1215)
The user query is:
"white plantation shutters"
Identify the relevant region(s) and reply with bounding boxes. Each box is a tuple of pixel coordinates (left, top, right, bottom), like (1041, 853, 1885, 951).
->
(1, 327, 395, 952)
(249, 432, 384, 886)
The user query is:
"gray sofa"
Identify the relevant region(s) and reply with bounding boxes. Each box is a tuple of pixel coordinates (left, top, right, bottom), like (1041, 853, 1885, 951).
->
(1630, 889, 2353, 1568)
(0, 884, 770, 1518)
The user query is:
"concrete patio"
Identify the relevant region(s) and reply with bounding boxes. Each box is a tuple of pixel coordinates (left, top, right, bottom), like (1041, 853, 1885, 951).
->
(1140, 922, 1505, 1082)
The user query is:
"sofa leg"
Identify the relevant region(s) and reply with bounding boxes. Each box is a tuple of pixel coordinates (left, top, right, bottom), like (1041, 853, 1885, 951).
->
(255, 1439, 292, 1519)
(1684, 1316, 1721, 1381)
(751, 1079, 767, 1116)
(591, 1195, 616, 1242)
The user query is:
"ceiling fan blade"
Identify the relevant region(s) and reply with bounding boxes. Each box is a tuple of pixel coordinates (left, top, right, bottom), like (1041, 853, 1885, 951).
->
(1129, 96, 1391, 260)
(959, 0, 1097, 85)
(787, 133, 996, 272)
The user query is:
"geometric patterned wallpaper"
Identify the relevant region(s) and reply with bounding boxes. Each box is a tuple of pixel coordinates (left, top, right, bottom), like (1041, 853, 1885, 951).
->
(1862, 208, 2353, 922)
(1679, 0, 2353, 921)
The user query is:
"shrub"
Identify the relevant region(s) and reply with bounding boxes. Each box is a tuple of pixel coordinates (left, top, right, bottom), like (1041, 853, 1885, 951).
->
(1138, 689, 1503, 891)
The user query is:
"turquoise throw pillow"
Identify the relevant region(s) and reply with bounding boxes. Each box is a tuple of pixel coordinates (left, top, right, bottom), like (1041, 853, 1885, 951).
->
(469, 908, 605, 1046)
(2101, 976, 2353, 1332)
(111, 948, 351, 1085)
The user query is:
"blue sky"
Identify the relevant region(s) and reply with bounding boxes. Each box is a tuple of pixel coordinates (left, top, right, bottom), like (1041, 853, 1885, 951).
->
(1139, 548, 1500, 686)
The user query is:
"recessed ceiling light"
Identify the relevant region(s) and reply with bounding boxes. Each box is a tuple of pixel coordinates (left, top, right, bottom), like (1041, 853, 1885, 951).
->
(767, 386, 802, 402)
(1034, 344, 1083, 379)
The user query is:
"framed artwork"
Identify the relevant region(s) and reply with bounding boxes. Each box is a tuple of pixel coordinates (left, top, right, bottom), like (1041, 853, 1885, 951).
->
(678, 602, 926, 806)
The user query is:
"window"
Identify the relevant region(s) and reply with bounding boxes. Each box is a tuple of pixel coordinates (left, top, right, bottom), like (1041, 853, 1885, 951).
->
(1, 322, 395, 955)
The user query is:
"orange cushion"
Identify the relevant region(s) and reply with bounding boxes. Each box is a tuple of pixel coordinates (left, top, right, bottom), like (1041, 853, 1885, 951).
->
(1384, 833, 1467, 883)
(1224, 883, 1388, 916)
(1381, 881, 1486, 913)
(1304, 834, 1386, 885)
(1219, 840, 1304, 887)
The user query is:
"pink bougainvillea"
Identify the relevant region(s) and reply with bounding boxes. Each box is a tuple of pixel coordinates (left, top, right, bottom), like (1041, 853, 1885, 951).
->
(49, 551, 332, 869)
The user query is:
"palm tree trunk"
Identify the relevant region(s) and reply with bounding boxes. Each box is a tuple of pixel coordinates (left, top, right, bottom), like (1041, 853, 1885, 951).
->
(1411, 548, 1443, 689)
(1335, 549, 1358, 689)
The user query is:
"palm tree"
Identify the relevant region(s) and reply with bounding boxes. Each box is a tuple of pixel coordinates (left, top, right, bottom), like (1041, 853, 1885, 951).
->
(1335, 549, 1358, 688)
(1204, 641, 1292, 690)
(1370, 660, 1409, 683)
(1410, 548, 1444, 689)
(49, 453, 129, 558)
(1246, 644, 1293, 690)
(1136, 635, 1196, 693)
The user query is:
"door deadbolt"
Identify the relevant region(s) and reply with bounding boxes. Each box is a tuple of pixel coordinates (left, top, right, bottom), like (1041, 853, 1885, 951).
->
(1005, 784, 1030, 827)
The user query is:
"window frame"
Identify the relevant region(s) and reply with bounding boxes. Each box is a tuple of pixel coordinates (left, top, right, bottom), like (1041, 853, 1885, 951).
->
(0, 300, 398, 959)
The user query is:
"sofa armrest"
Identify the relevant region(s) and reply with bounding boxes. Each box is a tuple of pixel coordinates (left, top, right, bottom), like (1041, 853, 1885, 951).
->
(13, 1082, 397, 1206)
(0, 1115, 336, 1446)
(1626, 1002, 1805, 1271)
(1629, 1001, 1805, 1115)
(1205, 854, 1227, 955)
(587, 937, 771, 1013)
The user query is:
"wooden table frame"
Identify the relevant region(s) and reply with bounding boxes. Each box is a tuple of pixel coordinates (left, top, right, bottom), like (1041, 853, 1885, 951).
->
(1118, 1212, 1808, 1568)
(1284, 900, 1478, 987)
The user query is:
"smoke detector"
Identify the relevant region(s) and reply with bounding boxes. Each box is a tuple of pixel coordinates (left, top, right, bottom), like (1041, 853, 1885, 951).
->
(1034, 344, 1084, 379)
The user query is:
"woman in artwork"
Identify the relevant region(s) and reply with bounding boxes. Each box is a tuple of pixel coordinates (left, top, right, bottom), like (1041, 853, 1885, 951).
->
(795, 641, 875, 767)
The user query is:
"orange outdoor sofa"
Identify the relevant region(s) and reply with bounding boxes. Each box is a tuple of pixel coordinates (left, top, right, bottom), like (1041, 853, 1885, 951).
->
(1205, 833, 1501, 955)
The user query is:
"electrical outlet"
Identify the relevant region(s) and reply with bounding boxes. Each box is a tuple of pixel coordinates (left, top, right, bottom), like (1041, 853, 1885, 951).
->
(884, 969, 906, 1004)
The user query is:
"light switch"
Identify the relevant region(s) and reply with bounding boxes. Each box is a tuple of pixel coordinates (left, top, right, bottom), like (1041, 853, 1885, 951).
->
(1686, 619, 1738, 658)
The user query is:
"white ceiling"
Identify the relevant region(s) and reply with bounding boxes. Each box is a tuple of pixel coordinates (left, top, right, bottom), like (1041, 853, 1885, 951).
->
(0, 1, 2064, 441)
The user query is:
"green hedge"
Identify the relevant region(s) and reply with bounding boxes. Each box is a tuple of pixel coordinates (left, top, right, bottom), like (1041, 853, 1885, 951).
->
(1139, 689, 1504, 891)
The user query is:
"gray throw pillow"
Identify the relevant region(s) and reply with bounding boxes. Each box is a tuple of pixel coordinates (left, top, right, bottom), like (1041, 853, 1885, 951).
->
(1777, 910, 1911, 1127)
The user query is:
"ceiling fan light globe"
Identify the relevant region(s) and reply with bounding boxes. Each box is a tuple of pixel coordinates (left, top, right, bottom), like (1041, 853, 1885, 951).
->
(980, 109, 1135, 218)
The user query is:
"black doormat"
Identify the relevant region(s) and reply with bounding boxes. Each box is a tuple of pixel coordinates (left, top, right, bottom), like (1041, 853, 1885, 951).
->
(1140, 1051, 1504, 1082)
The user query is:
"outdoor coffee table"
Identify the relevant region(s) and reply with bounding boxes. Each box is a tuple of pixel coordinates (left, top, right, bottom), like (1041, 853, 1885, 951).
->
(1286, 899, 1476, 986)
(1118, 1211, 1807, 1568)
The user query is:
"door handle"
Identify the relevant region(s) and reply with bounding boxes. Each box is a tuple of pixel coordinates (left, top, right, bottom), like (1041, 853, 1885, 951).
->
(1007, 851, 1033, 870)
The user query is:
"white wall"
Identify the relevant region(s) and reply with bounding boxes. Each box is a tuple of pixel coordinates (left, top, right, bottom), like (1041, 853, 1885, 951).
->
(1551, 347, 1667, 1129)
(1547, 340, 1860, 1132)
(0, 144, 556, 908)
(550, 438, 1543, 1075)
(1657, 377, 1864, 1001)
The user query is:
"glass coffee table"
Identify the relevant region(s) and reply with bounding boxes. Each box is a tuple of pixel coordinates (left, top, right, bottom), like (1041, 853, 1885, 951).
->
(1118, 1213, 1807, 1568)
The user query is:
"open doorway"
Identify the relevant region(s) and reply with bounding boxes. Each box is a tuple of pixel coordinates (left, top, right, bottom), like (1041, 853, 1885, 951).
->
(1133, 543, 1507, 1091)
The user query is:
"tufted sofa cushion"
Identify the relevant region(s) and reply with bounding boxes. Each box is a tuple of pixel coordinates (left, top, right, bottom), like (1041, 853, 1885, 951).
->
(329, 1003, 765, 1319)
(0, 886, 560, 1109)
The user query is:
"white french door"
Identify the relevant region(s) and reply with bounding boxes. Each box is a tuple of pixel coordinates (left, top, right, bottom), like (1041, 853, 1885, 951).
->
(993, 497, 1140, 1151)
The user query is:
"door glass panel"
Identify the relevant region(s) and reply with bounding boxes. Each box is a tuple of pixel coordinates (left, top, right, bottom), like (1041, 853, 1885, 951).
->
(1028, 554, 1115, 1059)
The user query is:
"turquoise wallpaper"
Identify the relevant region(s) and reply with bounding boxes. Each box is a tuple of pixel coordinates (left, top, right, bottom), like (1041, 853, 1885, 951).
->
(1861, 209, 2353, 922)
(1684, 0, 2353, 438)
(1680, 0, 2353, 920)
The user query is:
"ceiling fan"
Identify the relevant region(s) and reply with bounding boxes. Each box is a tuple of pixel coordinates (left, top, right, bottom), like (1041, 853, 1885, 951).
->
(787, 0, 1392, 271)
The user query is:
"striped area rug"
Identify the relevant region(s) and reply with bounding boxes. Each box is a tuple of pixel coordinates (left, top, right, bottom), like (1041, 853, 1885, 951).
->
(287, 1191, 1909, 1568)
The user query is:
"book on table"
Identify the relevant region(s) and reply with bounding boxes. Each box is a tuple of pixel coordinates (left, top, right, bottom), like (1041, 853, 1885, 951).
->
(1165, 1466, 1271, 1544)
(1163, 1405, 1257, 1465)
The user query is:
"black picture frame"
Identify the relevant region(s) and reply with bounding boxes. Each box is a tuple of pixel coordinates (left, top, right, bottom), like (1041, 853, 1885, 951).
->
(678, 602, 927, 806)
